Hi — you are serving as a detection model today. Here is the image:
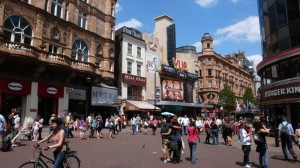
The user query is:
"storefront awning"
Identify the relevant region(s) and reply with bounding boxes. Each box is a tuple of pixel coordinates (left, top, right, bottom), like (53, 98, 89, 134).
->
(126, 100, 161, 111)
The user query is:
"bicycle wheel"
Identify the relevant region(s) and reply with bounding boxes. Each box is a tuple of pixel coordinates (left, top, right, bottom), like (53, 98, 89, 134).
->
(19, 161, 44, 168)
(63, 155, 80, 168)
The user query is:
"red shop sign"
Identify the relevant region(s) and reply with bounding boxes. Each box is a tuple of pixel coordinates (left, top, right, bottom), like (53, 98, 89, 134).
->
(122, 73, 146, 86)
(0, 78, 31, 95)
(38, 83, 64, 98)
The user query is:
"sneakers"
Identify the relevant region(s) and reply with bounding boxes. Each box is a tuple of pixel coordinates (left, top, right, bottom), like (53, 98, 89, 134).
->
(166, 158, 170, 162)
(163, 160, 167, 163)
(244, 164, 251, 168)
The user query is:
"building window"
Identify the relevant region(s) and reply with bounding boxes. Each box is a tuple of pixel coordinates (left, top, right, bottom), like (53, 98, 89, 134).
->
(78, 11, 87, 29)
(199, 70, 202, 77)
(109, 62, 113, 72)
(127, 43, 132, 55)
(137, 47, 141, 58)
(207, 43, 210, 48)
(99, 61, 102, 69)
(82, 0, 88, 3)
(44, 0, 48, 10)
(199, 80, 202, 88)
(3, 16, 32, 45)
(51, 0, 62, 17)
(49, 45, 58, 54)
(72, 40, 88, 62)
(208, 80, 212, 88)
(109, 49, 114, 58)
(111, 2, 115, 17)
(208, 69, 212, 76)
(137, 64, 142, 76)
(110, 26, 114, 40)
(65, 3, 69, 21)
(127, 85, 143, 101)
(207, 57, 211, 61)
(22, 0, 29, 3)
(127, 62, 132, 74)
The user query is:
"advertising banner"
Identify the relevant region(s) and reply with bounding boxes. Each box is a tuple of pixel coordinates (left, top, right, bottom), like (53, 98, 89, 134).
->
(146, 53, 159, 73)
(162, 80, 184, 101)
(91, 86, 118, 106)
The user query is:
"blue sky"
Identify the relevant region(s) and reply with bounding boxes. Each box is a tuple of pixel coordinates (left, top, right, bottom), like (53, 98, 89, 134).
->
(115, 0, 262, 72)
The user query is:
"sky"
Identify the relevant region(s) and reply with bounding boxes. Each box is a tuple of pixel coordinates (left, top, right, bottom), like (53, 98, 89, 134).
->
(115, 0, 262, 75)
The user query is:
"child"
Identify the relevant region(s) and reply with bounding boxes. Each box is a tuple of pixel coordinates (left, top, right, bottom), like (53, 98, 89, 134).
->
(32, 119, 39, 141)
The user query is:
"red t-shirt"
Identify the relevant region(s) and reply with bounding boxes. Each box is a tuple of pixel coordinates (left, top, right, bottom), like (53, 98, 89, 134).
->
(188, 126, 198, 142)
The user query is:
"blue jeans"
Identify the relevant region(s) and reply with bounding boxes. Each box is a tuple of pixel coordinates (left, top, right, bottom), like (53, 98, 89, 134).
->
(259, 144, 268, 168)
(131, 124, 136, 135)
(189, 142, 197, 164)
(53, 151, 66, 168)
(183, 126, 188, 135)
(281, 135, 296, 159)
(211, 129, 219, 145)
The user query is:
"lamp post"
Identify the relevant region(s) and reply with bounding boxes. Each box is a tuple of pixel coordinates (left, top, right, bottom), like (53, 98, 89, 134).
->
(154, 71, 156, 114)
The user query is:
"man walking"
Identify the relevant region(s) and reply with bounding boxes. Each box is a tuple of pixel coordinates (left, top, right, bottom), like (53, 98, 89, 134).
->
(181, 115, 190, 135)
(278, 117, 297, 162)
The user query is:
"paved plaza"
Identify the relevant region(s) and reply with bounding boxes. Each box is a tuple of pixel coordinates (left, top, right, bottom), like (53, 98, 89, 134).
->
(1, 127, 299, 168)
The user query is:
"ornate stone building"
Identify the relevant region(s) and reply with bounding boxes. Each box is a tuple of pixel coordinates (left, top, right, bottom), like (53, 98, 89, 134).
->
(0, 0, 117, 126)
(197, 33, 254, 112)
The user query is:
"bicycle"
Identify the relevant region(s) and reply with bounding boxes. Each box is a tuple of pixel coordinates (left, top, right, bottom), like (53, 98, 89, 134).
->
(19, 142, 80, 168)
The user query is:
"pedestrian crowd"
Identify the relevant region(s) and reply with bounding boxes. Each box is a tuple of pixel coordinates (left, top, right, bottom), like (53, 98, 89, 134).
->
(1, 109, 300, 168)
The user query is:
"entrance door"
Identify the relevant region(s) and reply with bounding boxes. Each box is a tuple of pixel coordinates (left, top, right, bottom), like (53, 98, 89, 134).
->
(0, 93, 22, 119)
(38, 97, 58, 125)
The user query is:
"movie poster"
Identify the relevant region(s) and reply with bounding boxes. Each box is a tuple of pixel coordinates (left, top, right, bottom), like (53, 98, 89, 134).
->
(162, 80, 184, 101)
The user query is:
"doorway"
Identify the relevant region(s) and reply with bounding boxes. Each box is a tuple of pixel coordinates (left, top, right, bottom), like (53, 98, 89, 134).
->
(38, 97, 58, 125)
(0, 93, 22, 119)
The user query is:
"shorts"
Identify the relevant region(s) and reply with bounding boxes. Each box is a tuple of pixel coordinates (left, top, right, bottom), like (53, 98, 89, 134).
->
(162, 139, 170, 152)
(33, 128, 39, 133)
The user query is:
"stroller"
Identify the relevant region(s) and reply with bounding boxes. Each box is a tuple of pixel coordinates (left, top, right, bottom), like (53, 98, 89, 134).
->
(20, 123, 33, 141)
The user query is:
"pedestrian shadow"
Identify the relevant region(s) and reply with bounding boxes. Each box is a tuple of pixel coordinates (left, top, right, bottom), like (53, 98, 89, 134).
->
(270, 155, 285, 161)
(235, 161, 260, 167)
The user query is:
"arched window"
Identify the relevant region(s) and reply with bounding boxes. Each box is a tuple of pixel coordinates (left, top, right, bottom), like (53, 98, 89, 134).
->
(72, 40, 88, 62)
(95, 45, 103, 55)
(3, 16, 32, 45)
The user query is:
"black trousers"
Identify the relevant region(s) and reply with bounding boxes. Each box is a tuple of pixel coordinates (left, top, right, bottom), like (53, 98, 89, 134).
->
(242, 145, 251, 165)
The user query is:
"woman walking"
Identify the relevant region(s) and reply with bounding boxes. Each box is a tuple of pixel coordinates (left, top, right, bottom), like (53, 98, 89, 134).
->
(78, 116, 86, 140)
(254, 121, 269, 168)
(223, 117, 233, 146)
(188, 121, 200, 164)
(204, 117, 211, 144)
(295, 123, 300, 149)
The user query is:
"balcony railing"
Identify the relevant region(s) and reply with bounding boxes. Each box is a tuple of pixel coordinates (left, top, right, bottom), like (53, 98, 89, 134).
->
(1, 41, 98, 73)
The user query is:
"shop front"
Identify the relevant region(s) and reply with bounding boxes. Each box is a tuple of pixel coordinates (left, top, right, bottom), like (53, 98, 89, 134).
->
(260, 83, 300, 129)
(68, 89, 86, 118)
(91, 85, 118, 120)
(38, 83, 64, 124)
(0, 78, 31, 121)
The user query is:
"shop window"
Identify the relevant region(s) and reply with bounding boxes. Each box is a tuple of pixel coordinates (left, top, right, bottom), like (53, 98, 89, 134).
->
(3, 16, 32, 45)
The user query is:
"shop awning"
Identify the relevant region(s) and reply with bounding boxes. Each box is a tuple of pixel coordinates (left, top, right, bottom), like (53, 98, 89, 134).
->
(126, 100, 161, 111)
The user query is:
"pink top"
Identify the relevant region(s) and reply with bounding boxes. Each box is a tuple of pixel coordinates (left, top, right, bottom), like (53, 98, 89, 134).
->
(188, 126, 198, 142)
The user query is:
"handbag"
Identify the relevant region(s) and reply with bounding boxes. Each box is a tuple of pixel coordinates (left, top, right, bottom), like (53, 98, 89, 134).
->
(253, 133, 265, 145)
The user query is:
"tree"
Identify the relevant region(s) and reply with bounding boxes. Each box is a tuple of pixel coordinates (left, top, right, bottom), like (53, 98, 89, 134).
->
(242, 87, 257, 107)
(220, 83, 236, 113)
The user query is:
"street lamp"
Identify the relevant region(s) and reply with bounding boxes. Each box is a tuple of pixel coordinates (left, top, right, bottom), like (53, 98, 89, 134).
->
(154, 71, 157, 114)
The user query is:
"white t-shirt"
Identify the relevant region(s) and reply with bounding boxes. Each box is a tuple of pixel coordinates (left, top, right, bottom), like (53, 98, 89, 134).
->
(240, 129, 251, 145)
(182, 117, 190, 126)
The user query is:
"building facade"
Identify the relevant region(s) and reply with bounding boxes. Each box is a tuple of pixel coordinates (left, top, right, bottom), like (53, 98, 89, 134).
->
(0, 0, 117, 126)
(197, 33, 255, 115)
(257, 0, 300, 127)
(115, 26, 159, 120)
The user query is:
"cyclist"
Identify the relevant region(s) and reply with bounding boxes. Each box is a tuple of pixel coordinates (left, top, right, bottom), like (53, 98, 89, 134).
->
(34, 118, 67, 168)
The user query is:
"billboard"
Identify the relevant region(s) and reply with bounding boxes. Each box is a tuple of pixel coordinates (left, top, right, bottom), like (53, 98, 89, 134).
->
(162, 80, 184, 101)
(146, 53, 159, 73)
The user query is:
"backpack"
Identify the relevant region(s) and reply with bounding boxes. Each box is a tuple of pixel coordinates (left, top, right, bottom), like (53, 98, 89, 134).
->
(280, 122, 290, 136)
(1, 135, 12, 152)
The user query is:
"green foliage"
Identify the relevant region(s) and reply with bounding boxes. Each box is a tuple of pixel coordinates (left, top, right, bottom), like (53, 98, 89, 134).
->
(220, 83, 236, 111)
(242, 87, 257, 105)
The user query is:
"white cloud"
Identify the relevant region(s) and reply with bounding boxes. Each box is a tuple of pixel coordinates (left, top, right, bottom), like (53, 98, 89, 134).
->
(116, 3, 122, 13)
(214, 16, 260, 45)
(192, 41, 202, 53)
(247, 54, 262, 78)
(116, 18, 143, 30)
(195, 0, 218, 7)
